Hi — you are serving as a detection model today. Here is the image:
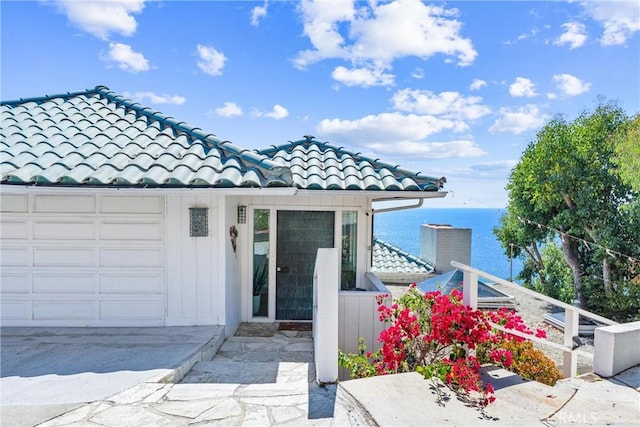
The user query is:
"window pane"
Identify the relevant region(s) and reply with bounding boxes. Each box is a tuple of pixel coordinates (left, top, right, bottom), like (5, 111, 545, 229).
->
(253, 209, 269, 316)
(341, 211, 357, 290)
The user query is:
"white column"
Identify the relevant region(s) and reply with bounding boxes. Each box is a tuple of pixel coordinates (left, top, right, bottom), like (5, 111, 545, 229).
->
(313, 248, 339, 384)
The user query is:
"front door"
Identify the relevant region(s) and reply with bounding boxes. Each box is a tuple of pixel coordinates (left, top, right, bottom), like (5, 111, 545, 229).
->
(276, 210, 335, 320)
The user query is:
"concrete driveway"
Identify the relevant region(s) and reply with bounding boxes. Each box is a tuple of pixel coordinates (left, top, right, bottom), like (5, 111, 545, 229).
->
(0, 326, 224, 427)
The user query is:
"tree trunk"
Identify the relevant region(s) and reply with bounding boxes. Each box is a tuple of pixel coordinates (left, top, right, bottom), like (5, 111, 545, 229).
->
(603, 257, 613, 295)
(560, 233, 587, 308)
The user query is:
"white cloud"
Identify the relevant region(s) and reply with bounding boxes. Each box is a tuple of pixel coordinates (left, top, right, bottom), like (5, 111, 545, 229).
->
(391, 89, 491, 121)
(102, 42, 150, 73)
(552, 73, 591, 96)
(52, 0, 145, 40)
(331, 66, 395, 87)
(411, 68, 424, 79)
(215, 102, 243, 118)
(295, 0, 477, 87)
(505, 27, 539, 45)
(509, 77, 538, 98)
(581, 1, 640, 46)
(251, 1, 268, 26)
(317, 112, 468, 144)
(254, 105, 289, 120)
(366, 140, 487, 159)
(123, 91, 185, 105)
(196, 45, 227, 76)
(469, 79, 487, 91)
(489, 104, 548, 134)
(553, 22, 588, 49)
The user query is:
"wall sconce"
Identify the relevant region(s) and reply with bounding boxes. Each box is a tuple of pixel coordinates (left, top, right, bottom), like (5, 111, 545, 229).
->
(237, 205, 247, 224)
(189, 207, 208, 237)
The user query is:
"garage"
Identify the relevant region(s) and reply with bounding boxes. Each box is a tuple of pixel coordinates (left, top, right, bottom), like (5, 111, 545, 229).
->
(0, 193, 167, 326)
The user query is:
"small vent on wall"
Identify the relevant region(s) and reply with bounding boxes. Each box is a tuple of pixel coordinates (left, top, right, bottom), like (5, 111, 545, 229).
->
(189, 207, 208, 237)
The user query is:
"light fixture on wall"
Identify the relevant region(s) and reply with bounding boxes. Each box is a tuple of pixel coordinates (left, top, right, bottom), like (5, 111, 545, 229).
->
(189, 207, 209, 237)
(237, 205, 247, 224)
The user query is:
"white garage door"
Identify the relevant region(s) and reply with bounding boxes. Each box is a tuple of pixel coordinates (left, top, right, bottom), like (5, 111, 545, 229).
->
(0, 193, 166, 326)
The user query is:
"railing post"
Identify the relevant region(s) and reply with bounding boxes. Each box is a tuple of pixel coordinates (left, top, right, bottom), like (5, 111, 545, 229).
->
(563, 307, 579, 378)
(462, 270, 478, 309)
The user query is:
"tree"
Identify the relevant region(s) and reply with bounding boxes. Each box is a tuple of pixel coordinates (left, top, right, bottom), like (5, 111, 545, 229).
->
(612, 114, 640, 192)
(495, 100, 639, 315)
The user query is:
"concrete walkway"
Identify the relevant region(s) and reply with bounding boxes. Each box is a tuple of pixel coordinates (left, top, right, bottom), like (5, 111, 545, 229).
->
(30, 324, 372, 426)
(5, 323, 638, 426)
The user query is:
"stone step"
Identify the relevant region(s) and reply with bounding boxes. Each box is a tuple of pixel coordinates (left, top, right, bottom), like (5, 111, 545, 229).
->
(180, 359, 316, 384)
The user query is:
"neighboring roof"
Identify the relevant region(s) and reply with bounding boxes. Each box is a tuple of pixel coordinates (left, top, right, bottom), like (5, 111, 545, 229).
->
(416, 269, 516, 308)
(372, 238, 434, 274)
(1, 86, 289, 188)
(259, 137, 445, 191)
(1, 86, 446, 192)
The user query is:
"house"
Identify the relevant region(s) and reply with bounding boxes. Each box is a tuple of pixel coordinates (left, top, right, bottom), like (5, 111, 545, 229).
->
(0, 85, 447, 335)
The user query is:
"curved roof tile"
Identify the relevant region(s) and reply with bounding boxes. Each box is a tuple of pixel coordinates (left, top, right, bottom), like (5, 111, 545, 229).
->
(2, 86, 445, 192)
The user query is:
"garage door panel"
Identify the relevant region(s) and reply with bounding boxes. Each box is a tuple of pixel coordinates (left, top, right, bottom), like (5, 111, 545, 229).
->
(100, 300, 163, 321)
(34, 273, 95, 294)
(1, 247, 29, 266)
(101, 196, 164, 214)
(0, 273, 30, 293)
(1, 300, 29, 319)
(100, 248, 163, 267)
(34, 195, 95, 213)
(101, 221, 163, 240)
(100, 273, 163, 294)
(34, 221, 95, 240)
(1, 221, 29, 238)
(34, 247, 95, 266)
(0, 194, 28, 212)
(34, 300, 94, 320)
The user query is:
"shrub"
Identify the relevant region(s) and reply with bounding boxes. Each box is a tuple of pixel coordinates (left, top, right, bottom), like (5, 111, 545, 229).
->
(339, 284, 563, 408)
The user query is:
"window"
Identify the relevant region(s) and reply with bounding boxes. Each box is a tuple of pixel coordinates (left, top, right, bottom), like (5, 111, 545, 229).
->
(253, 209, 269, 316)
(341, 211, 357, 290)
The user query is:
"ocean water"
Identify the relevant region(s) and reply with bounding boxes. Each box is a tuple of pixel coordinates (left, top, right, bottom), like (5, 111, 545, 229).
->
(373, 208, 523, 281)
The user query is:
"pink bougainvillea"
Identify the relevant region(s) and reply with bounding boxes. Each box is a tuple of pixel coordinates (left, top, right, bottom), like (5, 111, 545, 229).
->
(339, 284, 560, 409)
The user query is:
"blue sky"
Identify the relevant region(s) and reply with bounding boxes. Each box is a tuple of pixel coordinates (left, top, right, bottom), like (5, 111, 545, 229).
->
(2, 0, 639, 208)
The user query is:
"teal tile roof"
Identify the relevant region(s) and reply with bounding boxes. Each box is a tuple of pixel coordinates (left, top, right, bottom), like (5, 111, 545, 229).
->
(1, 86, 446, 192)
(372, 238, 434, 274)
(259, 137, 446, 191)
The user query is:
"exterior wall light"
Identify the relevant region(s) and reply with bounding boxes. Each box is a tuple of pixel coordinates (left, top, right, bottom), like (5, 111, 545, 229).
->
(189, 207, 208, 237)
(237, 205, 247, 224)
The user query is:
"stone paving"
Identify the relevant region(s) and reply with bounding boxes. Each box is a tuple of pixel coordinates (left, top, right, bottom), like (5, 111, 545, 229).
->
(37, 324, 374, 426)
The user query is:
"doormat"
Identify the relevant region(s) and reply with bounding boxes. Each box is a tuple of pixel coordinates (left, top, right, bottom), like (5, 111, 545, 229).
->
(278, 322, 312, 331)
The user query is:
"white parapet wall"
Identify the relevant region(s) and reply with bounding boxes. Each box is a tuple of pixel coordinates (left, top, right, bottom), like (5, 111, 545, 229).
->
(313, 248, 340, 384)
(593, 321, 640, 378)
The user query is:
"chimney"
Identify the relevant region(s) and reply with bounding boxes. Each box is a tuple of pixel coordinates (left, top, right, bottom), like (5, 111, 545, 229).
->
(420, 224, 471, 273)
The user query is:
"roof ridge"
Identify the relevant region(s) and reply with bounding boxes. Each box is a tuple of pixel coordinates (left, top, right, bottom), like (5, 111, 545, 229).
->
(1, 87, 101, 107)
(258, 137, 445, 188)
(373, 237, 433, 269)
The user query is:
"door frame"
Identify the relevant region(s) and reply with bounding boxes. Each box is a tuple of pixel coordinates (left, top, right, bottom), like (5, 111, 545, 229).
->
(247, 205, 367, 323)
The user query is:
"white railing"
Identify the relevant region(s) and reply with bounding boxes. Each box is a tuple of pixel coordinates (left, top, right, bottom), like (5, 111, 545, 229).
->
(453, 261, 618, 378)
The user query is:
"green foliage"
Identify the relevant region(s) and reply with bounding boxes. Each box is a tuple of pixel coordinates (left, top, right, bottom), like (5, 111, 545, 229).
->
(612, 114, 640, 192)
(523, 242, 574, 303)
(494, 99, 640, 315)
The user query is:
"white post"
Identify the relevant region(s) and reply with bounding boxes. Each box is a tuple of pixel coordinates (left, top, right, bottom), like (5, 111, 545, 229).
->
(563, 307, 579, 378)
(462, 270, 478, 310)
(313, 248, 339, 384)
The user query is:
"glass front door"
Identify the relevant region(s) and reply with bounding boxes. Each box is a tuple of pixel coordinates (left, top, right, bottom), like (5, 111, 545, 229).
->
(275, 210, 335, 320)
